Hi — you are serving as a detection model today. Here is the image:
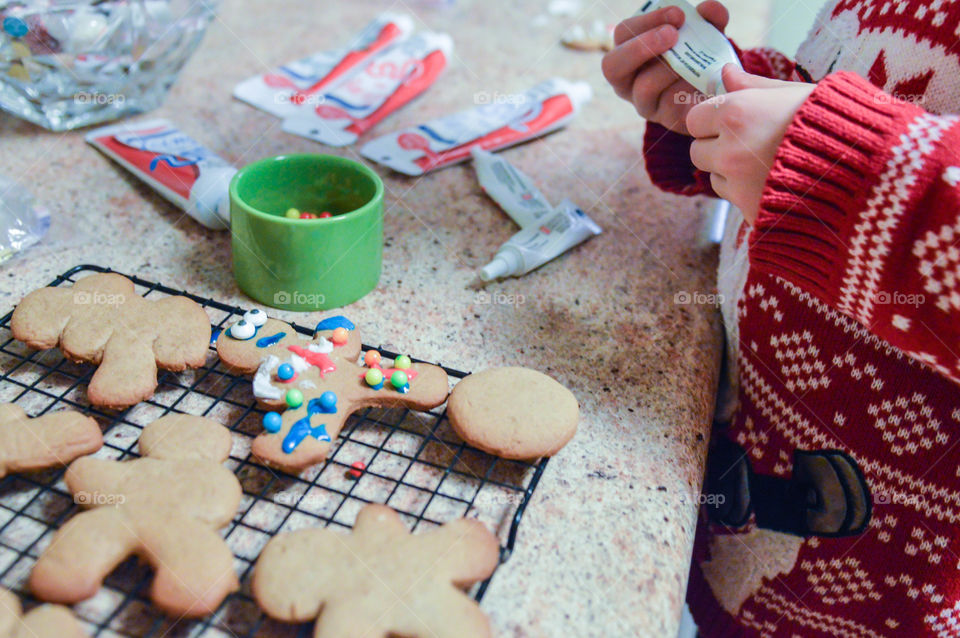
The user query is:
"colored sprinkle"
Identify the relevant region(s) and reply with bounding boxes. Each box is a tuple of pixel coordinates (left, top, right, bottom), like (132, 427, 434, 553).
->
(331, 327, 348, 345)
(365, 368, 384, 388)
(3, 17, 28, 38)
(390, 371, 409, 390)
(346, 461, 366, 480)
(315, 315, 355, 332)
(394, 355, 412, 370)
(319, 211, 333, 218)
(263, 412, 282, 433)
(276, 363, 295, 381)
(285, 388, 303, 408)
(285, 207, 300, 219)
(300, 212, 318, 219)
(318, 391, 337, 413)
(256, 331, 286, 348)
(363, 350, 381, 367)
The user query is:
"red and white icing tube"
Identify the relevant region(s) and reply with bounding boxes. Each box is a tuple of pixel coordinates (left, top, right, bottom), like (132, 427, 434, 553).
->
(85, 119, 236, 230)
(233, 13, 414, 119)
(360, 78, 593, 176)
(281, 31, 453, 147)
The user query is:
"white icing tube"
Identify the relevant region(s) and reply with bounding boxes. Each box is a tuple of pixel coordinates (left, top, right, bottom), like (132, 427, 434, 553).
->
(471, 148, 554, 229)
(634, 0, 741, 96)
(479, 199, 602, 281)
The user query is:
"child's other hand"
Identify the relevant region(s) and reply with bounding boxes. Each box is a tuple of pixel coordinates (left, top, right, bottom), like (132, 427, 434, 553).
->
(686, 66, 815, 225)
(602, 1, 729, 134)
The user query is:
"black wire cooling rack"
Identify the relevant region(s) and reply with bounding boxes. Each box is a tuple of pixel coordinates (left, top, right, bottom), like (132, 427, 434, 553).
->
(0, 264, 548, 637)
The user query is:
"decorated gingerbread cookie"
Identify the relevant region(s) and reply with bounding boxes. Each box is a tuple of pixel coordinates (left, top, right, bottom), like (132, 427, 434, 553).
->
(11, 273, 211, 409)
(30, 414, 241, 617)
(0, 404, 102, 478)
(448, 367, 579, 460)
(0, 587, 87, 638)
(253, 504, 499, 638)
(217, 313, 449, 473)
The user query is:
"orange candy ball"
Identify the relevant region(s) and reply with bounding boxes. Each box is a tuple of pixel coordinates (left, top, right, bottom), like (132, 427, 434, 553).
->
(331, 327, 349, 345)
(364, 350, 381, 367)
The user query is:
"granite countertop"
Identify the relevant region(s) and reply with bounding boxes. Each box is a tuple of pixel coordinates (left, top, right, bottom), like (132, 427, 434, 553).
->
(0, 0, 759, 634)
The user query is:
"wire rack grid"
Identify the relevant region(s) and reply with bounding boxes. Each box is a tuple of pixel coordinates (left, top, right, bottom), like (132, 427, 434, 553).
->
(0, 264, 548, 637)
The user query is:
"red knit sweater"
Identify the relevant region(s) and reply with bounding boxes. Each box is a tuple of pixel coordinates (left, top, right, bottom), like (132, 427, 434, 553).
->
(643, 1, 960, 636)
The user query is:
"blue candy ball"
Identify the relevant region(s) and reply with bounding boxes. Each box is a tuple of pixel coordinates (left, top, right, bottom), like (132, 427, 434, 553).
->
(3, 17, 28, 38)
(277, 363, 295, 380)
(263, 412, 282, 433)
(320, 391, 337, 412)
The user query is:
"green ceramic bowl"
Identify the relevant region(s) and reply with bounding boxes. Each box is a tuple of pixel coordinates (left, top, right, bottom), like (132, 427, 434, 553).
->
(229, 154, 383, 310)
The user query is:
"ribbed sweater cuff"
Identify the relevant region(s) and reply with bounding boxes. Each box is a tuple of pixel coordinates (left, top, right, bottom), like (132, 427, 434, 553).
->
(749, 71, 923, 299)
(643, 122, 716, 196)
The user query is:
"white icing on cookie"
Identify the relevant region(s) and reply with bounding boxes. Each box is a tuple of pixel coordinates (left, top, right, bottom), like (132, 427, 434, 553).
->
(253, 355, 283, 400)
(299, 380, 316, 389)
(306, 338, 333, 354)
(289, 353, 311, 373)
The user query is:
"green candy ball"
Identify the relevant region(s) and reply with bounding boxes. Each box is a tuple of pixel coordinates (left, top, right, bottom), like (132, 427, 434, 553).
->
(394, 355, 412, 370)
(365, 368, 384, 387)
(284, 207, 300, 219)
(285, 388, 303, 408)
(390, 371, 409, 389)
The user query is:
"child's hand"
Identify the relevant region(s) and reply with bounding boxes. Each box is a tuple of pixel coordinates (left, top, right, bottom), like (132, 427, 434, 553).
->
(686, 66, 815, 224)
(602, 1, 729, 134)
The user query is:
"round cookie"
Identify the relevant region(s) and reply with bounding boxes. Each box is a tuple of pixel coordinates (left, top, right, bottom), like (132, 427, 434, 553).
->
(448, 367, 578, 460)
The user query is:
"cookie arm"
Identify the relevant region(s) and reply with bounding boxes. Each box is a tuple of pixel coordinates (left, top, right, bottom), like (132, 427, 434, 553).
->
(0, 412, 102, 478)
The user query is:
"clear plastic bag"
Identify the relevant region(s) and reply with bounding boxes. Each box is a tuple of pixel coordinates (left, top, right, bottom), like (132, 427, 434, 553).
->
(0, 174, 50, 264)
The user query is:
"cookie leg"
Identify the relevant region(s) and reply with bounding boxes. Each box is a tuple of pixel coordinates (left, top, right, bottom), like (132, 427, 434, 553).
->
(87, 335, 158, 408)
(140, 517, 238, 617)
(30, 508, 138, 604)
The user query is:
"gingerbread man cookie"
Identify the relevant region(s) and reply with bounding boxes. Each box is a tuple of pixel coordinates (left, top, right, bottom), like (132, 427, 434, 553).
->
(11, 273, 211, 409)
(30, 414, 241, 617)
(253, 504, 499, 638)
(0, 404, 102, 478)
(0, 587, 87, 638)
(217, 313, 449, 473)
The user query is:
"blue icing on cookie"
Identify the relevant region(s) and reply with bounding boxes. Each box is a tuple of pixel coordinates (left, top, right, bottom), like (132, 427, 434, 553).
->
(314, 315, 355, 332)
(256, 331, 286, 348)
(282, 417, 331, 454)
(210, 328, 221, 345)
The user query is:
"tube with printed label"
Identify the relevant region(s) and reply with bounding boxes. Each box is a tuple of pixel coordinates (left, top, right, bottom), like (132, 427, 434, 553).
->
(282, 31, 453, 147)
(479, 199, 602, 281)
(470, 147, 553, 229)
(361, 78, 593, 175)
(233, 13, 414, 119)
(635, 0, 741, 96)
(86, 119, 235, 229)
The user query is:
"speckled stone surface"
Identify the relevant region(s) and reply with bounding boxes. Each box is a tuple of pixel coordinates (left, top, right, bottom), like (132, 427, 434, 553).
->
(0, 0, 769, 635)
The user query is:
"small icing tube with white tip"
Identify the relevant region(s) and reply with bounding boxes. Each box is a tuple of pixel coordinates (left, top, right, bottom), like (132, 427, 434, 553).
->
(634, 0, 741, 96)
(471, 148, 554, 229)
(360, 78, 593, 176)
(85, 119, 236, 229)
(233, 13, 414, 119)
(281, 31, 454, 147)
(479, 199, 602, 281)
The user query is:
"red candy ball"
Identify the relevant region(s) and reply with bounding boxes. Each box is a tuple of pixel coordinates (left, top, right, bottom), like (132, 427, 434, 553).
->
(299, 212, 318, 219)
(318, 211, 333, 218)
(346, 461, 366, 479)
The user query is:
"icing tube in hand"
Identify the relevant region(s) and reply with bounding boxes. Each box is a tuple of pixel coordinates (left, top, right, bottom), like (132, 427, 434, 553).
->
(282, 31, 454, 147)
(479, 199, 602, 281)
(85, 119, 236, 229)
(361, 78, 593, 175)
(233, 13, 414, 118)
(634, 0, 741, 96)
(471, 148, 553, 228)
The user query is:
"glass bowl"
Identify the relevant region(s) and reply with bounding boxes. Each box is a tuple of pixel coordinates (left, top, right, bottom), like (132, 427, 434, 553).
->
(0, 0, 217, 131)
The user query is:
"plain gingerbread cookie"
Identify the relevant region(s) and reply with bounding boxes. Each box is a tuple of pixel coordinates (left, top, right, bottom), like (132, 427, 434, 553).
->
(448, 367, 579, 460)
(0, 587, 87, 638)
(30, 414, 240, 617)
(253, 504, 499, 638)
(11, 273, 211, 409)
(217, 313, 449, 473)
(0, 404, 102, 478)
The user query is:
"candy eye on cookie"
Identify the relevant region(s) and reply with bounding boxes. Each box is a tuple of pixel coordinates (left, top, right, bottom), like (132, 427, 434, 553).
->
(226, 308, 269, 341)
